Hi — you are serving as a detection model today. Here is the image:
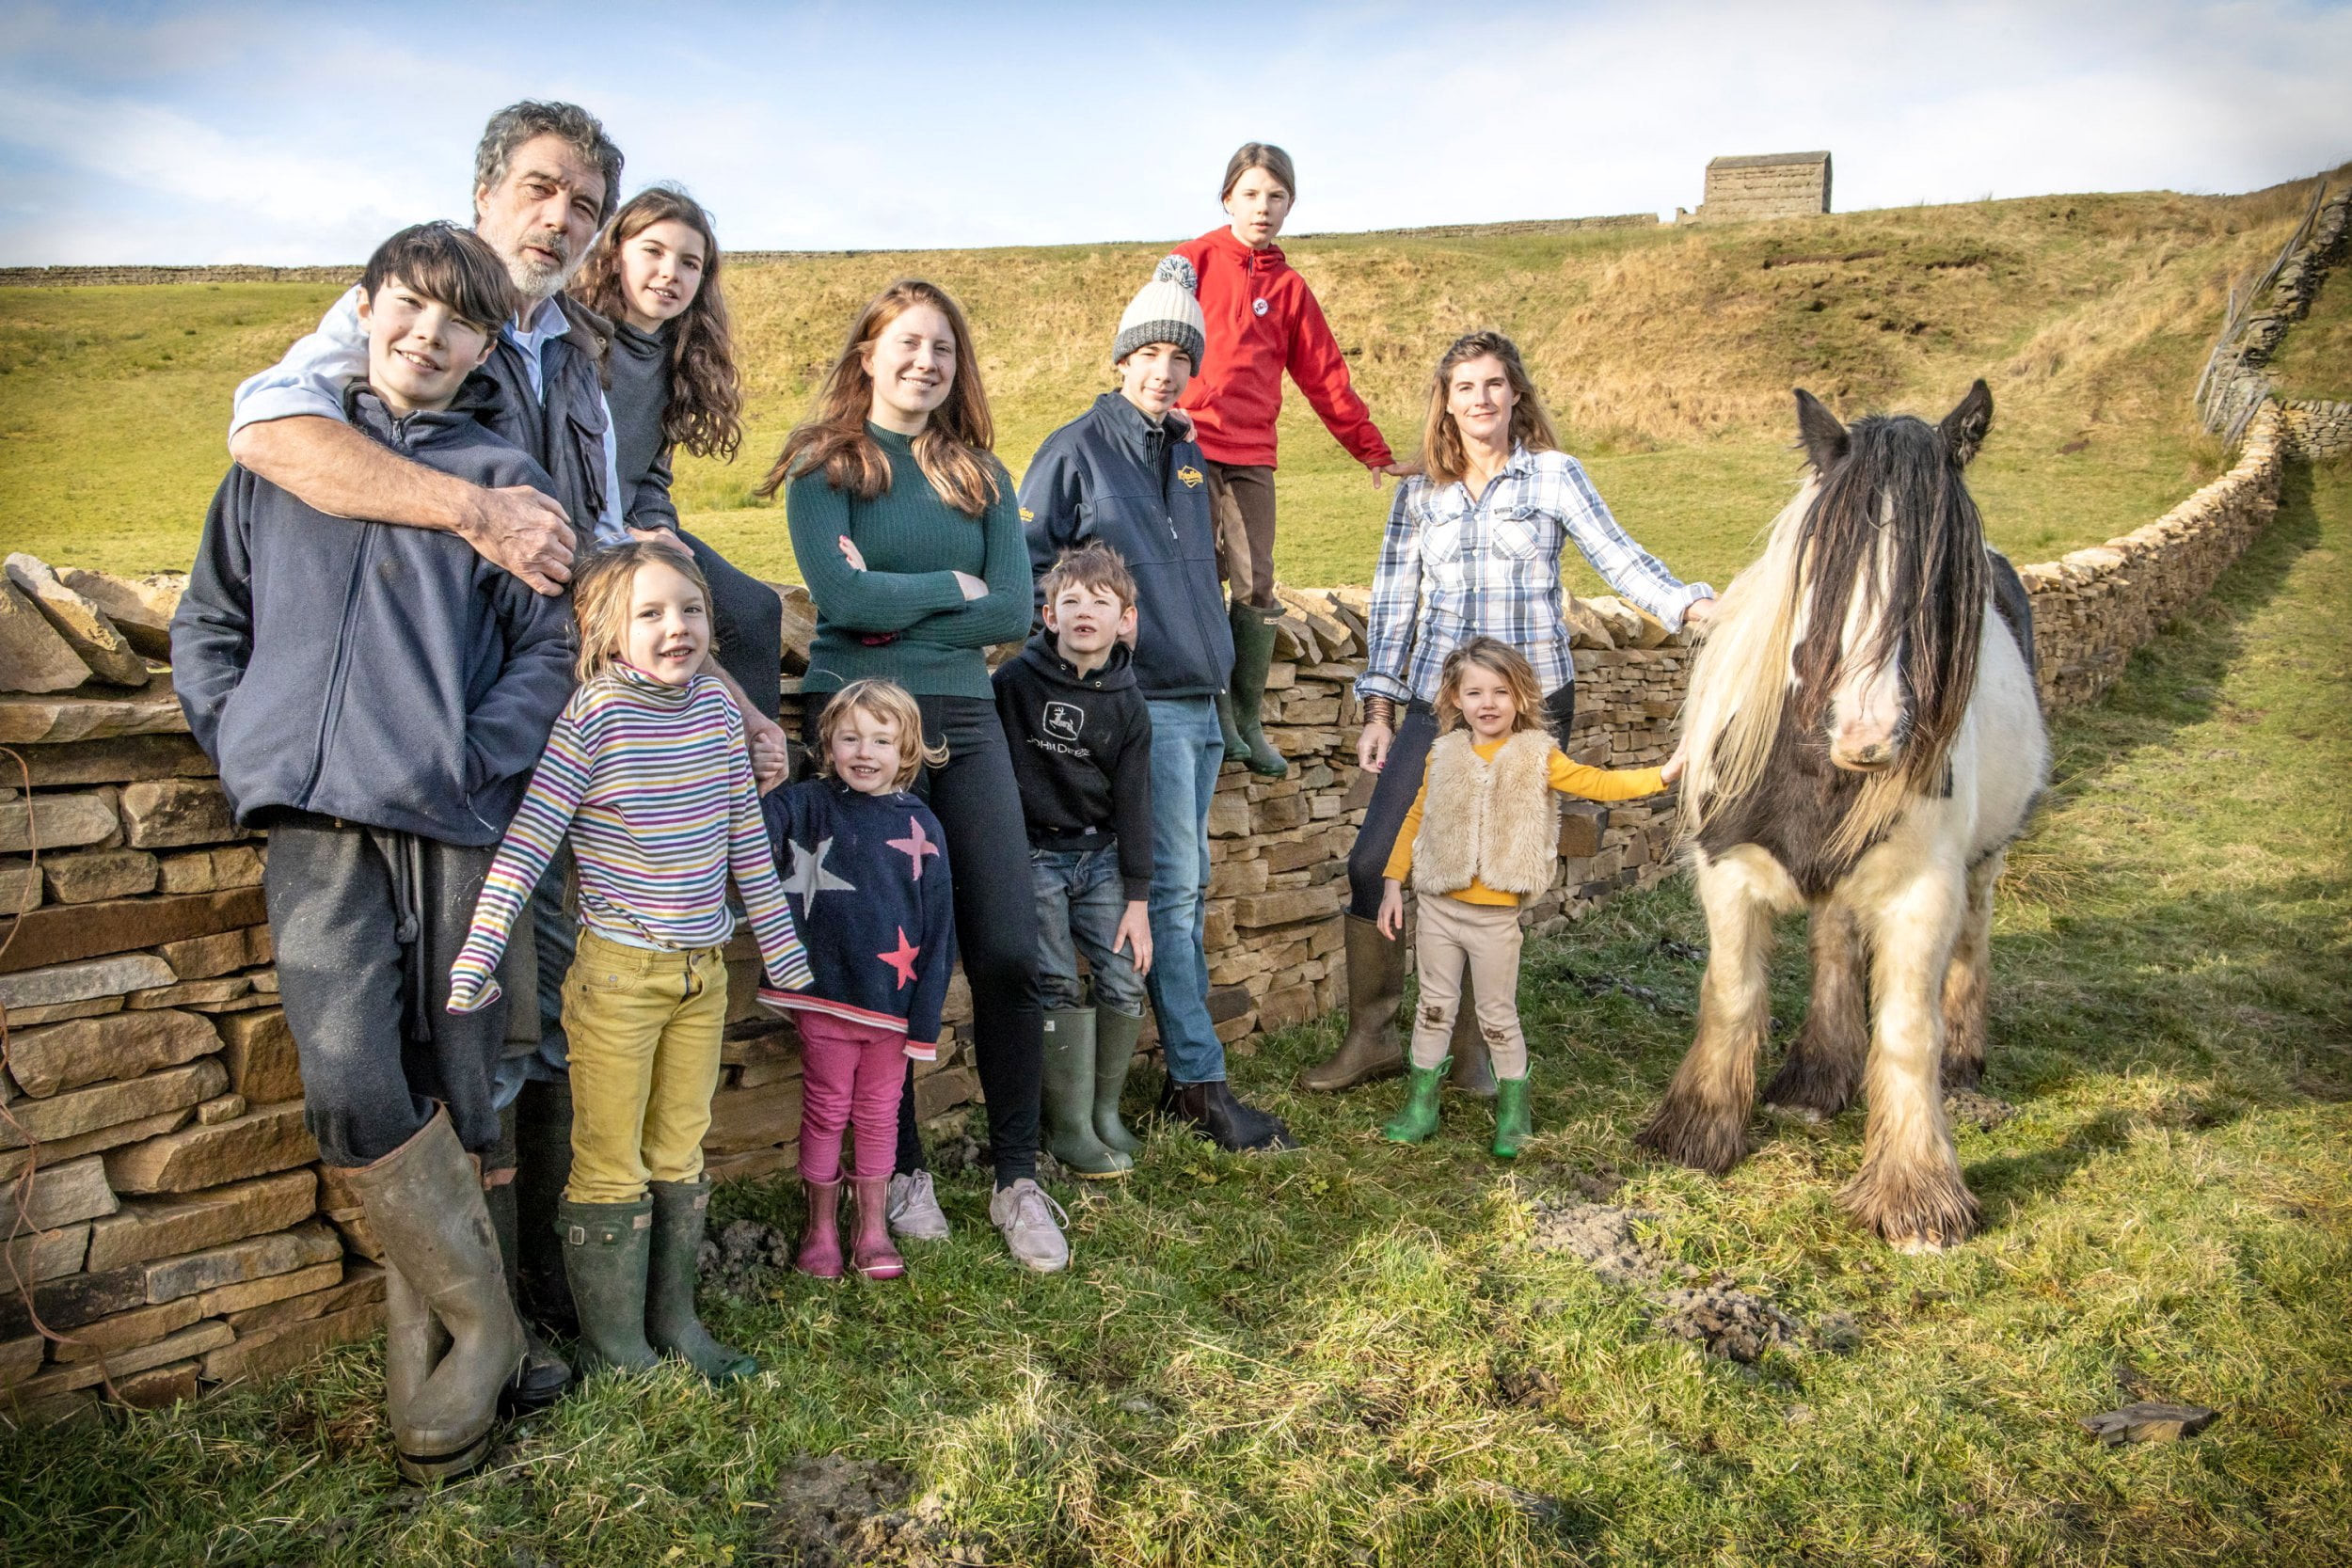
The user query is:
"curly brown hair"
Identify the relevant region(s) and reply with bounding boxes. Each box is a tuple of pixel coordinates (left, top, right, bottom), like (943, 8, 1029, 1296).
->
(573, 185, 743, 460)
(755, 278, 1002, 518)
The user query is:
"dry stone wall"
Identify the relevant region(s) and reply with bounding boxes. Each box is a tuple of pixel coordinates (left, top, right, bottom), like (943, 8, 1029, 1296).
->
(0, 393, 2303, 1425)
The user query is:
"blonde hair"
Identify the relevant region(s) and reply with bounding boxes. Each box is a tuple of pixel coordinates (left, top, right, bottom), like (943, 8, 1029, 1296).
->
(1419, 331, 1560, 489)
(570, 540, 714, 686)
(816, 679, 947, 792)
(757, 278, 1003, 517)
(1433, 636, 1548, 736)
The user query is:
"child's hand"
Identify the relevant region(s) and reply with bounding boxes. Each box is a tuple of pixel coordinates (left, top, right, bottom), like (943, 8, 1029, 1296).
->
(446, 956, 500, 1014)
(1661, 742, 1687, 787)
(744, 710, 791, 794)
(1115, 899, 1153, 977)
(1376, 880, 1406, 940)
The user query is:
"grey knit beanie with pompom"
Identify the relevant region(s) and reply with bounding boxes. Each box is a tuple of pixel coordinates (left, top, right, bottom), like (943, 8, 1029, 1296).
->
(1113, 255, 1206, 370)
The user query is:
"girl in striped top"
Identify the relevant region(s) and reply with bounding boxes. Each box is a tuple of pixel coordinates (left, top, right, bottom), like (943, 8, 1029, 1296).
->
(450, 540, 810, 1382)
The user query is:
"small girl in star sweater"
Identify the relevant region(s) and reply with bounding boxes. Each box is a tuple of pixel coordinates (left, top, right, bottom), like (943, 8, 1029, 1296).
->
(759, 679, 956, 1282)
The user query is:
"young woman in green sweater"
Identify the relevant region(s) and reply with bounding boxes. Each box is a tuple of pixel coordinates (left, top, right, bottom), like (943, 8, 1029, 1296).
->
(757, 279, 1069, 1273)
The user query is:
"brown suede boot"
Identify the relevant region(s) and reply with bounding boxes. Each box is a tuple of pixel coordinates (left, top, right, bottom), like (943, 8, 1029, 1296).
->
(1448, 968, 1498, 1098)
(850, 1178, 905, 1280)
(1298, 914, 1407, 1091)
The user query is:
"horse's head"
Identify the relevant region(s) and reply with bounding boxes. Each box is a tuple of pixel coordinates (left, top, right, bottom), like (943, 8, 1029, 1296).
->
(1788, 380, 1992, 778)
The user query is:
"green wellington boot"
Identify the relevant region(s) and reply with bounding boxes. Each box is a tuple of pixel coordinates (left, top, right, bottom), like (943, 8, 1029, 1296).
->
(1092, 1007, 1146, 1157)
(1042, 1008, 1132, 1177)
(1491, 1076, 1534, 1160)
(556, 1196, 660, 1374)
(645, 1179, 756, 1382)
(1381, 1057, 1450, 1145)
(1216, 691, 1251, 766)
(1226, 603, 1289, 778)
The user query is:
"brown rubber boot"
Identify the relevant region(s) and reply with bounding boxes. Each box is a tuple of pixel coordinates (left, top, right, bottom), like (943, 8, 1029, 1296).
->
(1298, 914, 1408, 1091)
(1448, 968, 1498, 1098)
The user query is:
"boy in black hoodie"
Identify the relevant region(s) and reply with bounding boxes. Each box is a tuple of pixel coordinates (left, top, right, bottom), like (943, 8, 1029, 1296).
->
(172, 223, 575, 1484)
(993, 543, 1155, 1178)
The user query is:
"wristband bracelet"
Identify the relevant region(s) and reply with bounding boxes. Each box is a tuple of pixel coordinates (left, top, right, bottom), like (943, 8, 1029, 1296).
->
(1362, 695, 1397, 730)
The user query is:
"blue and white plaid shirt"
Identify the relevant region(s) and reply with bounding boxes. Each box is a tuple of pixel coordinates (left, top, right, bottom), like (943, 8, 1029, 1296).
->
(1358, 445, 1712, 706)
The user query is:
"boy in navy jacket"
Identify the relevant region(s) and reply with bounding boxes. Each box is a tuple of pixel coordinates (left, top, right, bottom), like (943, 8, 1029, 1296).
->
(1017, 273, 1295, 1155)
(171, 222, 574, 1483)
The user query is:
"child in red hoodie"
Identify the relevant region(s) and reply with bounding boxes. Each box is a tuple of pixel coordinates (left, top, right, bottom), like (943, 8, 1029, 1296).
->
(1162, 141, 1409, 779)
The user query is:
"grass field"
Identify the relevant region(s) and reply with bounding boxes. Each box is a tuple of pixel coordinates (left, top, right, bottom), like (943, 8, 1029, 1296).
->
(3, 451, 2344, 1566)
(8, 174, 2340, 593)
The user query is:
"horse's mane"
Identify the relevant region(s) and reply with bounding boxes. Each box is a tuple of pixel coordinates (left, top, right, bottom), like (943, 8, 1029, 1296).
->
(1681, 414, 1988, 860)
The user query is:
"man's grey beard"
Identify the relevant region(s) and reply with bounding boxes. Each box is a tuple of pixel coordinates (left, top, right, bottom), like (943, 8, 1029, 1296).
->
(504, 235, 577, 304)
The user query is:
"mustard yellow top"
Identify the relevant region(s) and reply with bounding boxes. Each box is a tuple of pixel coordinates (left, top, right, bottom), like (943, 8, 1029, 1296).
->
(1384, 736, 1666, 906)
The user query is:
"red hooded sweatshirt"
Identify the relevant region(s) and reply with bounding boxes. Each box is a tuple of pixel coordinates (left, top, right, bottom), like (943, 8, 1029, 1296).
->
(1167, 228, 1394, 471)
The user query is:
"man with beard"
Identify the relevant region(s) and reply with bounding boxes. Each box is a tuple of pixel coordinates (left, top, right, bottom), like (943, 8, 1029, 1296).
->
(226, 101, 782, 1402)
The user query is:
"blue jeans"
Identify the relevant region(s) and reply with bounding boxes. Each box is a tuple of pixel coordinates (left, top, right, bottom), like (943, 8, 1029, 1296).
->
(1029, 846, 1148, 1017)
(1143, 696, 1227, 1084)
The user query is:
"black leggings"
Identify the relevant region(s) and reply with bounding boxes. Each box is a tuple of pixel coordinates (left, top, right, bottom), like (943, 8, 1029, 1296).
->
(682, 530, 785, 721)
(803, 693, 1042, 1186)
(1346, 682, 1577, 921)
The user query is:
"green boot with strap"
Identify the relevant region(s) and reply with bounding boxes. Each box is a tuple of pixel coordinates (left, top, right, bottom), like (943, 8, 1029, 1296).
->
(1491, 1075, 1533, 1160)
(1381, 1058, 1449, 1145)
(1225, 602, 1289, 778)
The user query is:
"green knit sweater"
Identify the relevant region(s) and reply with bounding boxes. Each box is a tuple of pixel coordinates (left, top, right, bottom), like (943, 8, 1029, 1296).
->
(787, 424, 1034, 701)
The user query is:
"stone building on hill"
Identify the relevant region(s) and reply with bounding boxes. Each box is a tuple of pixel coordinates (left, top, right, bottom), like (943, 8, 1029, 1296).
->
(1680, 151, 1833, 223)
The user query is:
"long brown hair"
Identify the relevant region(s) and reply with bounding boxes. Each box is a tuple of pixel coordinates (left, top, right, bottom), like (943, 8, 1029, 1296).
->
(573, 185, 743, 460)
(1433, 636, 1548, 736)
(756, 278, 1002, 517)
(1418, 331, 1560, 489)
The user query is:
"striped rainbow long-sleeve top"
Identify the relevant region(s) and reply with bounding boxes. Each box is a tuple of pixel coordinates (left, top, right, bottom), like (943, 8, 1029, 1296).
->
(447, 662, 812, 1012)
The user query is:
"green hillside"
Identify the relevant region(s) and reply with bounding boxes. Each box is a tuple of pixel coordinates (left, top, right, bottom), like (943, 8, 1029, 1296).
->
(4, 173, 2341, 592)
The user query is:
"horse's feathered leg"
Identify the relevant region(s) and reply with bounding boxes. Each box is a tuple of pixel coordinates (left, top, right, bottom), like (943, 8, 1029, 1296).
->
(1841, 860, 1979, 1251)
(1638, 847, 1790, 1175)
(1763, 900, 1868, 1122)
(1939, 848, 2003, 1091)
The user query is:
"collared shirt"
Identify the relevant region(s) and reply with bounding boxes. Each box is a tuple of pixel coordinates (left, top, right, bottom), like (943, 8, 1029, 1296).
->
(1358, 444, 1713, 706)
(228, 287, 625, 546)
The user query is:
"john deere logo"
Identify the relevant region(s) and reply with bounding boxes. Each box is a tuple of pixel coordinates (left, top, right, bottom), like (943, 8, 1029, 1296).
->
(1020, 506, 1035, 523)
(1177, 466, 1204, 488)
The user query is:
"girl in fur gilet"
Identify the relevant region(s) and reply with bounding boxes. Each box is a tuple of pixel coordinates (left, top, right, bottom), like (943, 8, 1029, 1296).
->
(1375, 638, 1683, 1156)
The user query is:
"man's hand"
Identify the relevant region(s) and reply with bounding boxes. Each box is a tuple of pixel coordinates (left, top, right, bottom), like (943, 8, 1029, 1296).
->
(462, 486, 577, 595)
(1376, 880, 1406, 939)
(1358, 718, 1394, 773)
(1114, 899, 1153, 977)
(745, 709, 791, 795)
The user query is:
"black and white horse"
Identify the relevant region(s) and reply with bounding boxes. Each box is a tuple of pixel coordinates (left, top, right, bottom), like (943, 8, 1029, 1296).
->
(1637, 381, 2046, 1251)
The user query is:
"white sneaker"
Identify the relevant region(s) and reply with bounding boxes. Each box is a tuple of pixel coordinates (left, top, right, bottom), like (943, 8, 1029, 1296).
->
(987, 1179, 1070, 1273)
(885, 1170, 950, 1242)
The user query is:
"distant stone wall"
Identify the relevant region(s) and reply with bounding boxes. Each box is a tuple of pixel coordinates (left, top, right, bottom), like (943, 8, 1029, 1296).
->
(2196, 183, 2349, 441)
(2279, 398, 2352, 460)
(0, 265, 358, 288)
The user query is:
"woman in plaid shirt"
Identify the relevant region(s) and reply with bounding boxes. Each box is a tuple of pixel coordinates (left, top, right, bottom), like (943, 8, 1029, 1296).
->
(1299, 330, 1716, 1097)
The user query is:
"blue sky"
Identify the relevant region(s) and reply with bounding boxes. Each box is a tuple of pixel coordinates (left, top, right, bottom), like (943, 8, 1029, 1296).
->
(1, 0, 2346, 264)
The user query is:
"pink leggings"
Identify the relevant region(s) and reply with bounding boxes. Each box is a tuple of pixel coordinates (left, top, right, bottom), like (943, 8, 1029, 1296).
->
(796, 1012, 910, 1183)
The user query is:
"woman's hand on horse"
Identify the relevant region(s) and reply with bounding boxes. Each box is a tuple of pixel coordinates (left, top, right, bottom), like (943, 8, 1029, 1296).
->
(953, 570, 989, 600)
(1358, 719, 1394, 772)
(1681, 596, 1717, 629)
(1377, 881, 1406, 939)
(836, 534, 867, 571)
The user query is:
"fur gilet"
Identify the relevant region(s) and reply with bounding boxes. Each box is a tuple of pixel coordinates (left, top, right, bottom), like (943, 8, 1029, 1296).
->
(1409, 729, 1561, 897)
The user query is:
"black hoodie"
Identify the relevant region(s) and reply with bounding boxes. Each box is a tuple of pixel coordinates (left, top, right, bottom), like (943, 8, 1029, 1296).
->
(172, 382, 577, 847)
(992, 632, 1155, 899)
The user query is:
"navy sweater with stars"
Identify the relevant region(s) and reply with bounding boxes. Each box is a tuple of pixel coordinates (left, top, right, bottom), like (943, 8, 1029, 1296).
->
(757, 777, 957, 1058)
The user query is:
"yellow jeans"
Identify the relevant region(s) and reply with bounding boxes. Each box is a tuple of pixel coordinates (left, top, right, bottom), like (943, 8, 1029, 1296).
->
(561, 928, 729, 1205)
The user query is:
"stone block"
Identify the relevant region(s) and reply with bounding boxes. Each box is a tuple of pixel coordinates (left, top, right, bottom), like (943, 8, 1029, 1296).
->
(0, 1106, 195, 1183)
(22, 736, 213, 793)
(52, 1295, 205, 1363)
(145, 1221, 342, 1306)
(1558, 808, 1606, 861)
(155, 845, 264, 895)
(0, 1386, 101, 1431)
(40, 847, 157, 905)
(912, 1063, 977, 1123)
(704, 1143, 798, 1185)
(0, 1058, 225, 1150)
(4, 555, 149, 685)
(103, 1098, 313, 1195)
(0, 857, 38, 913)
(1213, 1011, 1257, 1045)
(1202, 903, 1235, 950)
(1262, 835, 1334, 875)
(1251, 794, 1308, 833)
(1205, 985, 1254, 1023)
(1256, 984, 1317, 1031)
(1208, 856, 1269, 899)
(0, 578, 94, 694)
(0, 791, 118, 856)
(85, 1170, 317, 1274)
(1, 1223, 90, 1285)
(157, 930, 249, 980)
(119, 779, 242, 850)
(52, 569, 182, 661)
(702, 1077, 803, 1155)
(0, 886, 268, 976)
(129, 976, 251, 1009)
(215, 1011, 302, 1110)
(113, 1358, 201, 1409)
(0, 1335, 43, 1389)
(0, 1262, 148, 1340)
(224, 1260, 384, 1336)
(200, 1301, 381, 1386)
(1232, 886, 1342, 929)
(1206, 789, 1251, 839)
(191, 1258, 341, 1318)
(8, 1322, 231, 1402)
(0, 952, 175, 1013)
(6, 1007, 222, 1097)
